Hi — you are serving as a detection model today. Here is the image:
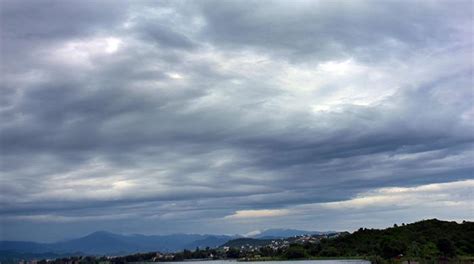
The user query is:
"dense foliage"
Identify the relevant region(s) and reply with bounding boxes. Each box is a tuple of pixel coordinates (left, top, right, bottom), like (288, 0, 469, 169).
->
(314, 219, 473, 259)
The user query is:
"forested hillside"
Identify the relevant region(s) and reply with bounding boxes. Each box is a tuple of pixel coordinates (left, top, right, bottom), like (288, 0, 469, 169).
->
(312, 219, 473, 259)
(220, 219, 473, 261)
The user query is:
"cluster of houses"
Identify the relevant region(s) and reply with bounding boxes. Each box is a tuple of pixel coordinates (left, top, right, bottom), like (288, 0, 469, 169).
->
(150, 252, 176, 261)
(18, 260, 38, 264)
(293, 232, 345, 245)
(224, 232, 345, 253)
(18, 258, 77, 264)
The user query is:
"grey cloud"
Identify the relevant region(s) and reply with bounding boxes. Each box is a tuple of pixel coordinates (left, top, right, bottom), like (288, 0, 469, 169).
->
(134, 23, 198, 50)
(0, 0, 473, 241)
(0, 0, 128, 38)
(196, 0, 472, 61)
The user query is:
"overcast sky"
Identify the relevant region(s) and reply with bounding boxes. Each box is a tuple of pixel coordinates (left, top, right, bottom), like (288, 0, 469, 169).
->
(1, 0, 473, 242)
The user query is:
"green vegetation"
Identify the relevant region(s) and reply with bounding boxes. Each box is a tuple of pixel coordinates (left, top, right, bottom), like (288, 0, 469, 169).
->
(235, 219, 473, 262)
(32, 219, 473, 263)
(283, 244, 308, 259)
(313, 219, 473, 260)
(224, 219, 473, 262)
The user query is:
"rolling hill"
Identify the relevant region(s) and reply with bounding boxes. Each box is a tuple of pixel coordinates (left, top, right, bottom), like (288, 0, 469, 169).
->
(0, 232, 234, 257)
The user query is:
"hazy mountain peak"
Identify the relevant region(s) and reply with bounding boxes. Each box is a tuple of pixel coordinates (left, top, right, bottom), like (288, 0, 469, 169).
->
(87, 231, 117, 237)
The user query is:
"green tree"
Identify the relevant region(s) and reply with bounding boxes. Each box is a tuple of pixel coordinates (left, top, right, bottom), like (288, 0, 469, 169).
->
(421, 242, 439, 258)
(309, 243, 322, 256)
(381, 238, 406, 259)
(437, 238, 455, 257)
(284, 245, 308, 259)
(320, 246, 340, 257)
(226, 247, 241, 259)
(406, 241, 421, 258)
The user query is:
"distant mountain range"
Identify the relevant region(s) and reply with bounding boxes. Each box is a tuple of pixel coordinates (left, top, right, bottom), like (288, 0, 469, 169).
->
(0, 231, 233, 256)
(0, 228, 329, 258)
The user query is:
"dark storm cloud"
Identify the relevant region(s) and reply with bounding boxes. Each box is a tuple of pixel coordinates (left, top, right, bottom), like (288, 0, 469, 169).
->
(1, 0, 127, 37)
(0, 0, 130, 73)
(0, 0, 473, 241)
(195, 0, 472, 61)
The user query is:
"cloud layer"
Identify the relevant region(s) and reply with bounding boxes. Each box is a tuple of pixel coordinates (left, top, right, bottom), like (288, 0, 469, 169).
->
(0, 0, 473, 241)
